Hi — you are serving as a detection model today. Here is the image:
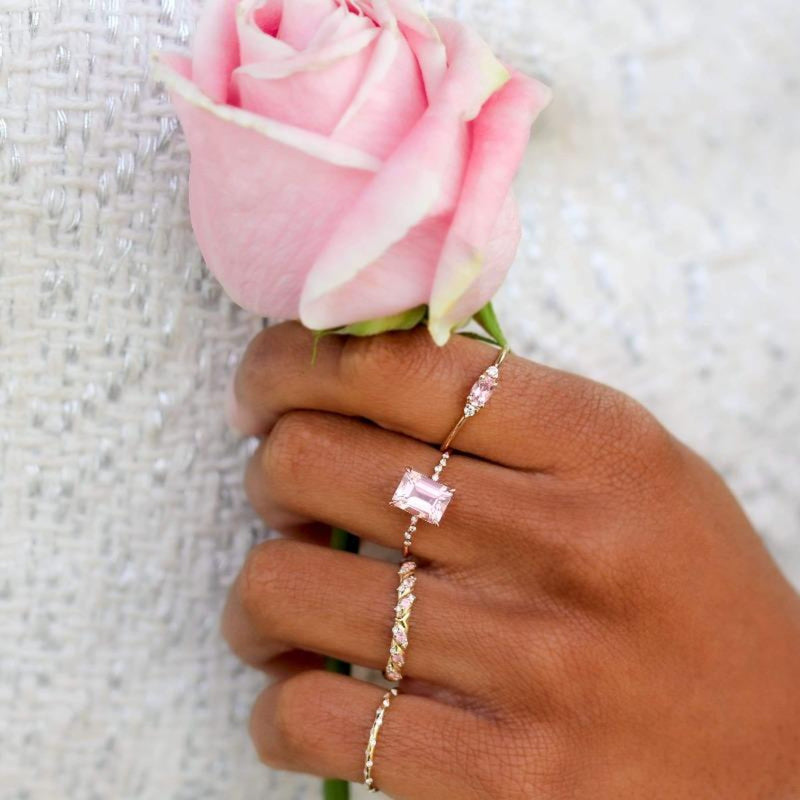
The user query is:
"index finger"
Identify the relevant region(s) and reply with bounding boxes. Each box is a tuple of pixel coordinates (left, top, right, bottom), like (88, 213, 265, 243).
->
(230, 321, 637, 472)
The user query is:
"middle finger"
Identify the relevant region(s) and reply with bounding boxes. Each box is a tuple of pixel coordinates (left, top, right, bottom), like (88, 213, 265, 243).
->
(246, 409, 533, 565)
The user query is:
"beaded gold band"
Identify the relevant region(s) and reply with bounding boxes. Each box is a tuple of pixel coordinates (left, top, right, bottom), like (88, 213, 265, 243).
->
(389, 346, 510, 557)
(363, 687, 398, 793)
(383, 560, 417, 682)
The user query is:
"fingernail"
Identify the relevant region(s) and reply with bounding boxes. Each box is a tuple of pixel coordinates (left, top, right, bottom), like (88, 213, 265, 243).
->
(225, 377, 259, 435)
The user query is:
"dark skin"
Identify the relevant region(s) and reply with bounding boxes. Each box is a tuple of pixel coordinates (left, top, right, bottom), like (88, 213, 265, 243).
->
(222, 322, 800, 799)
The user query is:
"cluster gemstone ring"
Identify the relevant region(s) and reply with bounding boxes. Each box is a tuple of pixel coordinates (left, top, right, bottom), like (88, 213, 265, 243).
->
(362, 345, 509, 791)
(384, 560, 417, 682)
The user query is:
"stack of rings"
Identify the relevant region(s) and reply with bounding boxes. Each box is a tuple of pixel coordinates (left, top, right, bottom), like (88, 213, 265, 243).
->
(362, 345, 509, 793)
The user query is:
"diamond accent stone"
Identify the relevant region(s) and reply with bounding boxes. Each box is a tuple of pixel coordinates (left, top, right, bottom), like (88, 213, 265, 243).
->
(398, 561, 415, 576)
(395, 593, 415, 614)
(398, 575, 416, 594)
(391, 468, 454, 525)
(392, 624, 408, 647)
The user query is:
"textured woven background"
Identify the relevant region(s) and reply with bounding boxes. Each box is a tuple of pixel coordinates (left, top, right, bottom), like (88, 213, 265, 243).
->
(1, 0, 798, 798)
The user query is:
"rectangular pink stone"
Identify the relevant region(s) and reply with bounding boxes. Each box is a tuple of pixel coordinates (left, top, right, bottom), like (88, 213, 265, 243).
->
(390, 468, 454, 525)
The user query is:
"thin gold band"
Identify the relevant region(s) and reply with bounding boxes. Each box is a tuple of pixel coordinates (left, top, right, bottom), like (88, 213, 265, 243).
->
(363, 687, 398, 793)
(439, 344, 510, 451)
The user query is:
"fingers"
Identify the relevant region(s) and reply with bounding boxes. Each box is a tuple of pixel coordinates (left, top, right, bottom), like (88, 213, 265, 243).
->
(222, 539, 500, 694)
(262, 650, 326, 681)
(232, 322, 652, 472)
(249, 670, 496, 798)
(244, 409, 531, 565)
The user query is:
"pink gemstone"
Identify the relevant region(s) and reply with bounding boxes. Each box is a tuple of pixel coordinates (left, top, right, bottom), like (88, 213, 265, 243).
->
(398, 561, 416, 577)
(392, 624, 408, 647)
(385, 665, 402, 681)
(398, 575, 416, 595)
(391, 468, 454, 525)
(395, 594, 415, 614)
(468, 371, 498, 409)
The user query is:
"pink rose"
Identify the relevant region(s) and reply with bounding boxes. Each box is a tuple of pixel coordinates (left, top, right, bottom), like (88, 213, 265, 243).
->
(156, 0, 550, 343)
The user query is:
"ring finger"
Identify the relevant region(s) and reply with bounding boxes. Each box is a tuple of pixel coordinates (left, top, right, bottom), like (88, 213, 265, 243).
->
(222, 538, 506, 697)
(245, 408, 535, 565)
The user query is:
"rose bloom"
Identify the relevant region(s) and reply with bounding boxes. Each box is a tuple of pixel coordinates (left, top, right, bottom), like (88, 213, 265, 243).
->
(157, 0, 550, 342)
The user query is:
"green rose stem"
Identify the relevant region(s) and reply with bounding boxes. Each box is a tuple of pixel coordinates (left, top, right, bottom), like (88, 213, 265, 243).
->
(323, 528, 360, 800)
(320, 302, 507, 800)
(322, 776, 351, 800)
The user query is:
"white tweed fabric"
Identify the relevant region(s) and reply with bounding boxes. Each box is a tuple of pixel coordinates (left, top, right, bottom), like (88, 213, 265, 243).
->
(0, 1, 798, 798)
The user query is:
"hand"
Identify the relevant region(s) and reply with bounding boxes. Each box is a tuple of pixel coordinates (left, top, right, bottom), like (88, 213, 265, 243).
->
(223, 322, 800, 799)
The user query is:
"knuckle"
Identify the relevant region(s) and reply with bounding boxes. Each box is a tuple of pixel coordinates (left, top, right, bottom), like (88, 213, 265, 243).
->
(236, 322, 312, 402)
(476, 724, 571, 800)
(237, 328, 280, 399)
(271, 672, 326, 762)
(236, 539, 296, 628)
(573, 380, 637, 441)
(564, 380, 676, 477)
(262, 410, 320, 489)
(252, 737, 282, 770)
(605, 401, 678, 483)
(340, 327, 438, 389)
(249, 695, 283, 768)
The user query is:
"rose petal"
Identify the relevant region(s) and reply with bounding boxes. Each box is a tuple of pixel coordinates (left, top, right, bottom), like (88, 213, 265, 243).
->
(277, 0, 337, 49)
(432, 190, 521, 341)
(331, 27, 427, 159)
(155, 55, 381, 169)
(160, 52, 192, 80)
(233, 32, 379, 132)
(383, 0, 447, 100)
(429, 18, 511, 119)
(248, 0, 281, 36)
(237, 34, 380, 82)
(237, 0, 294, 68)
(233, 41, 377, 132)
(191, 0, 241, 103)
(307, 3, 374, 46)
(154, 55, 376, 318)
(298, 216, 449, 327)
(234, 1, 379, 132)
(298, 18, 511, 329)
(428, 70, 551, 343)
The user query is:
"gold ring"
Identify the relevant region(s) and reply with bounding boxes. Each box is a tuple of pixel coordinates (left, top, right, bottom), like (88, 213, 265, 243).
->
(383, 560, 417, 682)
(363, 687, 398, 793)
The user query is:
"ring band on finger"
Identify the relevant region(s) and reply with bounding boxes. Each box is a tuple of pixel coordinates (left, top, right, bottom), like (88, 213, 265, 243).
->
(384, 560, 417, 682)
(363, 687, 399, 793)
